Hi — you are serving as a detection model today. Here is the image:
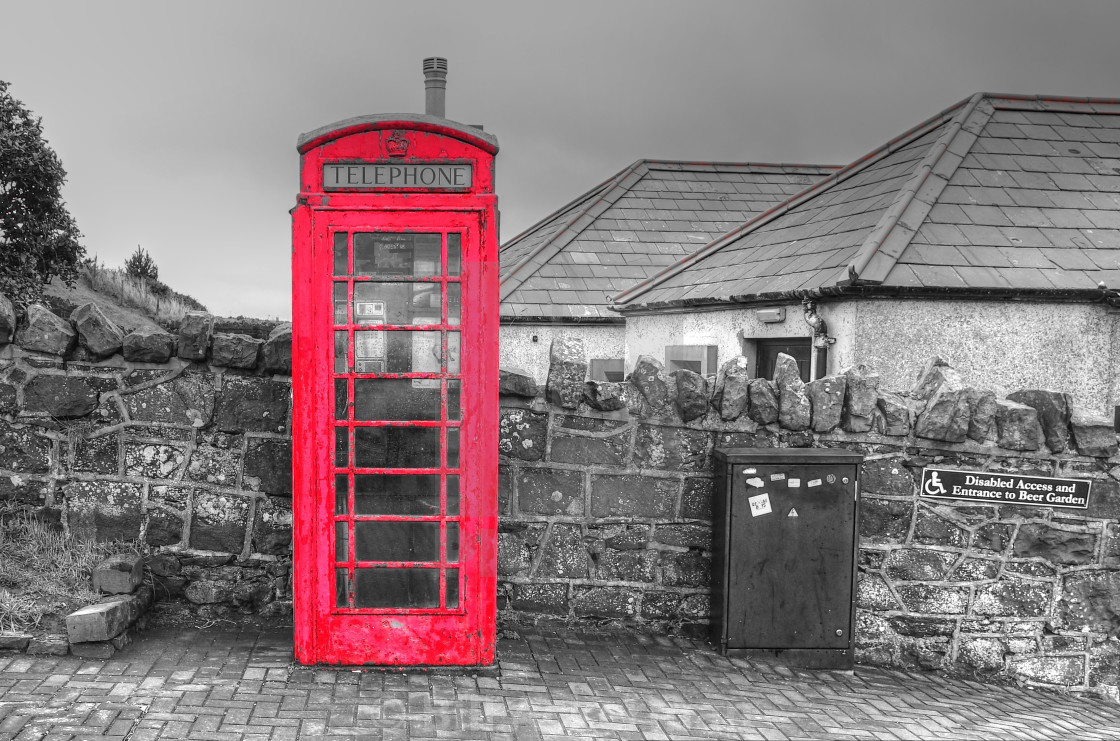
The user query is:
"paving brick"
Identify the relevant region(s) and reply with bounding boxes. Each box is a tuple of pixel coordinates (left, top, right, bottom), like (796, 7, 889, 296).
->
(3, 627, 1120, 739)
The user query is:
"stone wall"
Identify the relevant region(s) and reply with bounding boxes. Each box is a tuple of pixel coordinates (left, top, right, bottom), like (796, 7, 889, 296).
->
(0, 299, 295, 619)
(497, 338, 1120, 700)
(5, 293, 1120, 699)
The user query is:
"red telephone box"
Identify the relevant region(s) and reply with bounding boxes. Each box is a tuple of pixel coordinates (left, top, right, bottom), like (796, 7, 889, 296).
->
(291, 69, 498, 666)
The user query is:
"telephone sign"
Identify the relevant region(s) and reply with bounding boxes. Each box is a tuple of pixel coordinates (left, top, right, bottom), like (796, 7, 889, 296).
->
(291, 84, 499, 666)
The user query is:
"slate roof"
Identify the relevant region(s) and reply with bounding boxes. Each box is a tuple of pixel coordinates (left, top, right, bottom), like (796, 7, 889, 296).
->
(499, 160, 839, 320)
(614, 94, 1120, 310)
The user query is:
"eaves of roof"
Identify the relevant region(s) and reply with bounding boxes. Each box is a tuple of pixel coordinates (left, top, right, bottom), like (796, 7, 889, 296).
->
(612, 93, 1120, 313)
(614, 283, 1120, 316)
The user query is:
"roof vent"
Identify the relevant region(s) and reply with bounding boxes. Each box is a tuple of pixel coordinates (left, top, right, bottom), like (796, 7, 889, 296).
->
(423, 57, 448, 118)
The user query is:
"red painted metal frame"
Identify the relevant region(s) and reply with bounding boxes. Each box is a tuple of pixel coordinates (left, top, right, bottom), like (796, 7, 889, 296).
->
(292, 121, 497, 666)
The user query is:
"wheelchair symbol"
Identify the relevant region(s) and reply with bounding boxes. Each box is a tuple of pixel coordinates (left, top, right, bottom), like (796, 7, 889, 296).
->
(923, 471, 947, 497)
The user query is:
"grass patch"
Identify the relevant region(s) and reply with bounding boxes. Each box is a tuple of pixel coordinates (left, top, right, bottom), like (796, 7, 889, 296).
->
(0, 510, 140, 633)
(82, 257, 207, 330)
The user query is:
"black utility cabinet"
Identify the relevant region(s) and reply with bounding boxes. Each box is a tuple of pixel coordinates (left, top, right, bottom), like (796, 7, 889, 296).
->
(712, 447, 863, 669)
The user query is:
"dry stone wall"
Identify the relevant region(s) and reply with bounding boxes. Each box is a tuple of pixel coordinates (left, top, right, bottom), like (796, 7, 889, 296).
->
(498, 339, 1120, 700)
(0, 301, 294, 620)
(5, 294, 1120, 699)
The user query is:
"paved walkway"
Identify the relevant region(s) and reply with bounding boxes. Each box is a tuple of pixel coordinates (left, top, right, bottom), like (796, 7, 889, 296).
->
(0, 627, 1117, 740)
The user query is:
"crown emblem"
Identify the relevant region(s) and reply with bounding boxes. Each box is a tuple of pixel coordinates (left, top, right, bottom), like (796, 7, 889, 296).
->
(385, 131, 409, 158)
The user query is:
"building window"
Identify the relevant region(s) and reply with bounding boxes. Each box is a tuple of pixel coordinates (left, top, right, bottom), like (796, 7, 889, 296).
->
(590, 358, 625, 382)
(665, 345, 718, 376)
(753, 338, 813, 382)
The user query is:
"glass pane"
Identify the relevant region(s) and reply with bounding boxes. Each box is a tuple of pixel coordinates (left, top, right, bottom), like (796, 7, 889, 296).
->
(447, 332, 460, 373)
(333, 233, 349, 275)
(335, 568, 350, 607)
(354, 427, 440, 469)
(355, 522, 439, 562)
(334, 379, 348, 419)
(335, 428, 349, 467)
(447, 475, 459, 516)
(354, 233, 441, 278)
(354, 568, 439, 609)
(355, 331, 443, 374)
(335, 475, 349, 515)
(448, 380, 461, 421)
(446, 428, 459, 468)
(447, 233, 461, 277)
(354, 475, 439, 515)
(334, 331, 348, 374)
(355, 283, 439, 326)
(446, 568, 459, 609)
(354, 379, 441, 421)
(447, 522, 459, 563)
(447, 284, 461, 326)
(335, 522, 349, 562)
(333, 282, 348, 325)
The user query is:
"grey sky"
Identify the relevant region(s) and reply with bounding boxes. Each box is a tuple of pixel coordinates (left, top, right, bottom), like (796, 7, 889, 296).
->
(2, 0, 1118, 319)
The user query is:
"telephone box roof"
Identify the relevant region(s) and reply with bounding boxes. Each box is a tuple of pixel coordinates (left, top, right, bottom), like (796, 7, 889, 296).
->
(499, 159, 839, 322)
(613, 94, 1120, 311)
(297, 113, 498, 154)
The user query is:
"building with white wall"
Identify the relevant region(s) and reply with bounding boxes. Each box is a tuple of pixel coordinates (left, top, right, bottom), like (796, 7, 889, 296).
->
(612, 93, 1120, 415)
(498, 159, 837, 382)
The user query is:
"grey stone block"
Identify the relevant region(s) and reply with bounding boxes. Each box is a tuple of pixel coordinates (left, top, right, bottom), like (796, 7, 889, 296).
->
(875, 391, 911, 436)
(715, 356, 750, 422)
(0, 632, 32, 651)
(911, 355, 962, 401)
(16, 304, 76, 356)
(498, 408, 547, 462)
(22, 375, 98, 418)
(66, 599, 131, 643)
(672, 369, 708, 422)
(1070, 407, 1118, 458)
(629, 355, 669, 410)
(499, 367, 538, 398)
(967, 389, 998, 442)
(69, 639, 116, 659)
(773, 353, 810, 431)
(64, 481, 143, 542)
(212, 376, 289, 433)
(747, 378, 779, 424)
(807, 374, 846, 433)
(71, 303, 125, 358)
(583, 380, 627, 411)
(1007, 389, 1072, 453)
(261, 323, 292, 374)
(841, 363, 879, 432)
(545, 337, 586, 409)
(915, 387, 971, 443)
(92, 554, 144, 595)
(123, 326, 175, 363)
(995, 399, 1043, 451)
(211, 333, 263, 369)
(177, 311, 213, 361)
(26, 634, 69, 655)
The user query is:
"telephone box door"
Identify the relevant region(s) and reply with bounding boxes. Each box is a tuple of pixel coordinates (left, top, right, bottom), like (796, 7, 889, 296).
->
(297, 209, 496, 665)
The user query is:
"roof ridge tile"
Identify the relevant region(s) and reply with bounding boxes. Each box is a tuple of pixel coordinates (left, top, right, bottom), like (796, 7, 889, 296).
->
(852, 93, 994, 285)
